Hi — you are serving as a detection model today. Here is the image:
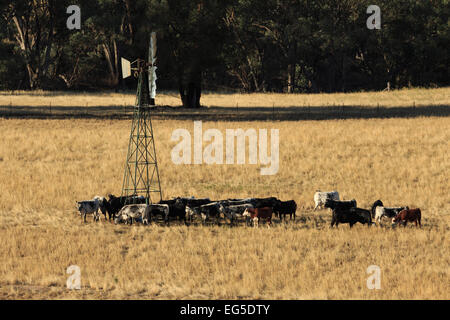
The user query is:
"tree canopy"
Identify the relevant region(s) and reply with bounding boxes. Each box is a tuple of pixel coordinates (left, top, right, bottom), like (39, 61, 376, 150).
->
(1, 0, 448, 104)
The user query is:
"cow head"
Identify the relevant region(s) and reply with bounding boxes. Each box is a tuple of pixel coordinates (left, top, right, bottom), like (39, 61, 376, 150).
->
(114, 213, 128, 224)
(274, 199, 282, 209)
(324, 198, 333, 209)
(391, 215, 401, 224)
(185, 206, 195, 219)
(242, 208, 251, 217)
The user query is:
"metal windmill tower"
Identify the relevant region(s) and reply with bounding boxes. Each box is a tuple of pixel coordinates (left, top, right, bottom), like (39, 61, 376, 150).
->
(120, 32, 162, 205)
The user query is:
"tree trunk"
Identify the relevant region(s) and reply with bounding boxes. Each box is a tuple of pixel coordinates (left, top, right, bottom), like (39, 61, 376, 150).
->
(179, 81, 201, 108)
(179, 65, 202, 108)
(287, 63, 295, 93)
(103, 40, 120, 87)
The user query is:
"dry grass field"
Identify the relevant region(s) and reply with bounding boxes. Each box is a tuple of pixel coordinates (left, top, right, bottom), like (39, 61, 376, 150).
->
(0, 114, 448, 300)
(1, 87, 449, 108)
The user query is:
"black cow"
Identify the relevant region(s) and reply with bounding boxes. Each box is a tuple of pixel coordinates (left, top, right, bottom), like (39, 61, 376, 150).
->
(186, 202, 221, 225)
(159, 198, 187, 224)
(324, 199, 357, 211)
(253, 197, 280, 208)
(331, 207, 372, 228)
(274, 200, 297, 221)
(170, 197, 211, 224)
(371, 199, 384, 218)
(176, 197, 211, 208)
(105, 194, 146, 221)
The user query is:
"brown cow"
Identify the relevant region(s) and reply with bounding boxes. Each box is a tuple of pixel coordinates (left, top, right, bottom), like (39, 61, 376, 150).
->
(392, 208, 421, 227)
(243, 207, 273, 228)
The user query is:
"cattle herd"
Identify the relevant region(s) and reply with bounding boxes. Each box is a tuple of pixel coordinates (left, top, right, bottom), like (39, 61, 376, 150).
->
(75, 190, 422, 228)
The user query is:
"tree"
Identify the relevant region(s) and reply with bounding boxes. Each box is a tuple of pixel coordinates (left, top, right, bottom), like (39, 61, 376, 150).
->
(2, 1, 62, 89)
(153, 0, 234, 107)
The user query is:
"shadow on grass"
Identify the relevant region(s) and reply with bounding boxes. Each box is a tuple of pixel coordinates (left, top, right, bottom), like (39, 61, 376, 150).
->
(0, 104, 449, 121)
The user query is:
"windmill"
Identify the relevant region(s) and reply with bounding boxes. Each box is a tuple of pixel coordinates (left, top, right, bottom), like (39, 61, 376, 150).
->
(120, 32, 162, 205)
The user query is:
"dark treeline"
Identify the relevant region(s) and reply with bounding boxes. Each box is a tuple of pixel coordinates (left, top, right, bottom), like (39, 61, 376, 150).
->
(0, 0, 448, 107)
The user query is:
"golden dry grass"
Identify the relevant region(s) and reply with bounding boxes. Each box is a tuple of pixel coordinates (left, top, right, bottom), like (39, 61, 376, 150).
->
(0, 116, 449, 299)
(1, 87, 449, 108)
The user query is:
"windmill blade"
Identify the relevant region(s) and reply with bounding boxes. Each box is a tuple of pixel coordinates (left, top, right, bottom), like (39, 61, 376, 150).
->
(148, 32, 157, 100)
(150, 32, 157, 63)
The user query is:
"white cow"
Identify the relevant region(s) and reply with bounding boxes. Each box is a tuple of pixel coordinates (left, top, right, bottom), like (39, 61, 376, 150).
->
(114, 203, 170, 225)
(374, 206, 408, 225)
(93, 196, 108, 220)
(144, 204, 170, 224)
(76, 198, 100, 222)
(313, 190, 339, 211)
(115, 204, 149, 225)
